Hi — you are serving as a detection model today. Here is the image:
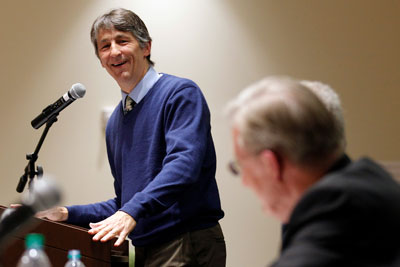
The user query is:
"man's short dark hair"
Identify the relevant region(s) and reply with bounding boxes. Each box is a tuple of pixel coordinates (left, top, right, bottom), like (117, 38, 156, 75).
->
(90, 8, 154, 66)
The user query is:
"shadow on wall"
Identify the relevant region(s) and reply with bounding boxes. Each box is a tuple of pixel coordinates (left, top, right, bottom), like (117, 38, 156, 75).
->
(223, 0, 400, 159)
(224, 0, 400, 81)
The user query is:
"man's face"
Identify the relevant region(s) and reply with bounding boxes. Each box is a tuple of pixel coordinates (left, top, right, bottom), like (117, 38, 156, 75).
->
(232, 128, 281, 216)
(96, 28, 150, 93)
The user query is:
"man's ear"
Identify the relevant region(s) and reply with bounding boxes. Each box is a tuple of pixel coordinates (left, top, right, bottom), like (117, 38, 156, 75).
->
(143, 41, 151, 57)
(259, 150, 282, 181)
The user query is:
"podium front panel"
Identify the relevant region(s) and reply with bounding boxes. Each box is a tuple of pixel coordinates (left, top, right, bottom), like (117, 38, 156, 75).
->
(0, 206, 129, 267)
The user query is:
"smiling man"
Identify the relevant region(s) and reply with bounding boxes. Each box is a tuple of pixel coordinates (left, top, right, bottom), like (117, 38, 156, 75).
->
(38, 8, 225, 266)
(96, 27, 150, 93)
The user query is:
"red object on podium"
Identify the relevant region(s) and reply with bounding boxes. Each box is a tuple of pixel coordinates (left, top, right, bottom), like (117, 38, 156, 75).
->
(0, 206, 129, 267)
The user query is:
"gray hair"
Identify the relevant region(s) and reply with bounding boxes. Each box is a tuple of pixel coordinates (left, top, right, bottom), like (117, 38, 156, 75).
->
(226, 76, 345, 167)
(90, 8, 154, 66)
(300, 80, 346, 150)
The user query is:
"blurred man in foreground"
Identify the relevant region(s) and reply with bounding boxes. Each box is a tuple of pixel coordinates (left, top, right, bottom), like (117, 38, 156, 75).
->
(226, 76, 400, 266)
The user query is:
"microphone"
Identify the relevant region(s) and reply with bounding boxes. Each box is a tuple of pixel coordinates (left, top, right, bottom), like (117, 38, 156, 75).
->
(31, 83, 86, 129)
(0, 177, 62, 248)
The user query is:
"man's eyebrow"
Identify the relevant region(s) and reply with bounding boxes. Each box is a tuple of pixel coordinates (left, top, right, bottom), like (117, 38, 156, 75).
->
(115, 33, 132, 39)
(98, 37, 110, 44)
(98, 34, 131, 44)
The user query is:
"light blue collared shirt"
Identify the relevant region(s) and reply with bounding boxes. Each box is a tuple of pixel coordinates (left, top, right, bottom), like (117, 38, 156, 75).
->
(121, 66, 162, 112)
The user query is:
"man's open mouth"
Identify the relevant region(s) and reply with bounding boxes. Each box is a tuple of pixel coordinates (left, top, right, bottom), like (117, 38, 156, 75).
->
(112, 61, 127, 67)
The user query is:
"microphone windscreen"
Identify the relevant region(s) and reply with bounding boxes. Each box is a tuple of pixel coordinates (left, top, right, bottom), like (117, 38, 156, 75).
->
(69, 83, 86, 99)
(21, 177, 62, 212)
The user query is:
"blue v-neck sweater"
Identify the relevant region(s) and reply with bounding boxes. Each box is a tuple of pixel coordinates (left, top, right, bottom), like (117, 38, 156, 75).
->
(67, 74, 224, 246)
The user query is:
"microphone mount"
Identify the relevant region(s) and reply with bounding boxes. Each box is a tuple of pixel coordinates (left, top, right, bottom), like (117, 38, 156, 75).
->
(16, 114, 58, 193)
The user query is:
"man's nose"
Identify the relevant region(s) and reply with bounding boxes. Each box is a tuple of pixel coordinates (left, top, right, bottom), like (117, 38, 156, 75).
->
(110, 43, 121, 57)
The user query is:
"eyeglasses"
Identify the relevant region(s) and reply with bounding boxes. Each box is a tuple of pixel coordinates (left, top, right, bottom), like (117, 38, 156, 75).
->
(228, 160, 241, 176)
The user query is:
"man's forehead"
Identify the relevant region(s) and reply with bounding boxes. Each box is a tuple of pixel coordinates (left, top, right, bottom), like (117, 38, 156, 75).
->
(97, 28, 134, 42)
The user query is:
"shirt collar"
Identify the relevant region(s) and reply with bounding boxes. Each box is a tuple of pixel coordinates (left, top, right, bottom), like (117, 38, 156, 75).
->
(121, 66, 161, 110)
(326, 153, 351, 175)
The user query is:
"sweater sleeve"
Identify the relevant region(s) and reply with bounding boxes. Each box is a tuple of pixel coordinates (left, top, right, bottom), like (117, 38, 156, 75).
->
(66, 178, 122, 226)
(66, 198, 119, 227)
(120, 84, 211, 221)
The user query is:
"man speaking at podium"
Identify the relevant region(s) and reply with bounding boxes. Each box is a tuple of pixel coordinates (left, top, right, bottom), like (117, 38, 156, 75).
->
(38, 8, 225, 266)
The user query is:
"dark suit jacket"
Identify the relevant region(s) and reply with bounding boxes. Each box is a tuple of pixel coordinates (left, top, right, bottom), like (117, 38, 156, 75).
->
(271, 155, 400, 267)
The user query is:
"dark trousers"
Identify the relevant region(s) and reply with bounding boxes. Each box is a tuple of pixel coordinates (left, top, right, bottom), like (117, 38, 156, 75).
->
(134, 223, 226, 267)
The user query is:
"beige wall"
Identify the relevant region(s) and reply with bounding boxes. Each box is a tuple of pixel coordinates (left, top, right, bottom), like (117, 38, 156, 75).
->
(1, 1, 399, 266)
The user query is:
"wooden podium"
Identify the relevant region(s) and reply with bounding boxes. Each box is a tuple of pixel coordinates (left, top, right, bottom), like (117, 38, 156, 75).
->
(0, 206, 129, 266)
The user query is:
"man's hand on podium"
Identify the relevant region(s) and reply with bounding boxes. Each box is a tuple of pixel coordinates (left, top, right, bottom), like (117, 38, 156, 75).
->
(9, 204, 68, 221)
(88, 210, 136, 247)
(35, 206, 68, 221)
